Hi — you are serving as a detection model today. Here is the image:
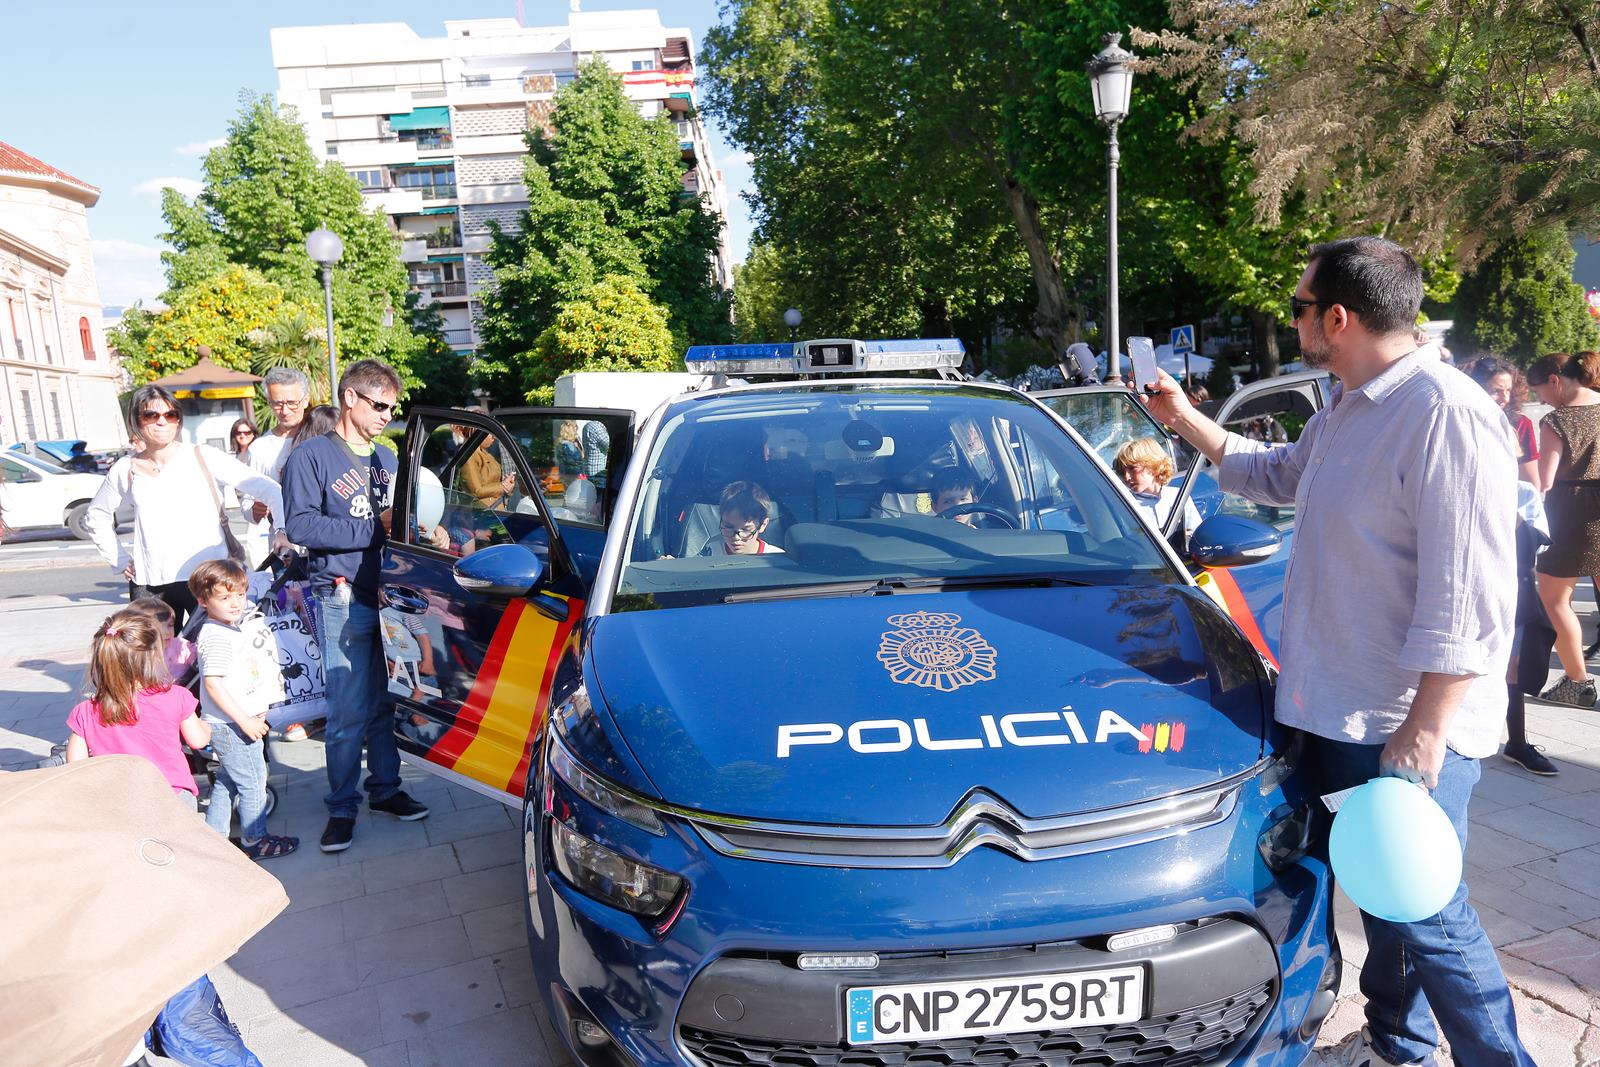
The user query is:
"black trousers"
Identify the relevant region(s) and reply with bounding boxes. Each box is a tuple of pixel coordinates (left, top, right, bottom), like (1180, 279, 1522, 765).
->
(128, 580, 199, 630)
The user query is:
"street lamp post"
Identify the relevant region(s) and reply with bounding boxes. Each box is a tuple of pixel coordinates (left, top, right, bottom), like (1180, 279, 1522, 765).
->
(1088, 33, 1135, 387)
(784, 307, 803, 344)
(305, 228, 345, 401)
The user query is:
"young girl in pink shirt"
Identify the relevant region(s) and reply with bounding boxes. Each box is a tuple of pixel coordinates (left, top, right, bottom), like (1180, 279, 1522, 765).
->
(66, 610, 212, 807)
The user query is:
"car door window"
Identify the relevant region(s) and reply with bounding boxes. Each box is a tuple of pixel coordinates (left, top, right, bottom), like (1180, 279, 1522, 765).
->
(1, 458, 42, 483)
(1038, 389, 1183, 474)
(406, 417, 548, 557)
(491, 409, 632, 529)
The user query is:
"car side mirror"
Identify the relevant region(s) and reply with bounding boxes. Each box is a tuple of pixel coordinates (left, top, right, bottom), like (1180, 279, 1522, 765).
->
(453, 543, 545, 598)
(1189, 514, 1282, 569)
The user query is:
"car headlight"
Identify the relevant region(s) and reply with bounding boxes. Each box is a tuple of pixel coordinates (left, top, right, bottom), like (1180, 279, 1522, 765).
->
(549, 818, 684, 920)
(548, 733, 665, 835)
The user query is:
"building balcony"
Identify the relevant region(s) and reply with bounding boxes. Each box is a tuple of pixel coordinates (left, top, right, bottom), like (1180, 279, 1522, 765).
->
(441, 327, 475, 347)
(400, 239, 428, 263)
(413, 281, 469, 300)
(419, 183, 458, 201)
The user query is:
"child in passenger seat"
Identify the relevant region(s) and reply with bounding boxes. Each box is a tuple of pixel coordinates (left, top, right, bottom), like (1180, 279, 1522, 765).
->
(703, 481, 786, 556)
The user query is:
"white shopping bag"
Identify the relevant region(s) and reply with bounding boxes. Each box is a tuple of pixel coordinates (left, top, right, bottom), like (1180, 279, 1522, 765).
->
(258, 581, 328, 729)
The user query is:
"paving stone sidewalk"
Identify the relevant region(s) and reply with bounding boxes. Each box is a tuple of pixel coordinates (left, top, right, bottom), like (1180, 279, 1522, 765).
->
(3, 649, 1597, 1065)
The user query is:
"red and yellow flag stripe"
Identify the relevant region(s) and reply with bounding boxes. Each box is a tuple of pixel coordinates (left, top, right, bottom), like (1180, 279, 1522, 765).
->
(426, 597, 584, 797)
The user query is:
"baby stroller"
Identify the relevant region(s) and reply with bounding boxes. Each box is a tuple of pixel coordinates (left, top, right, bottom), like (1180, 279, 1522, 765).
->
(172, 558, 308, 823)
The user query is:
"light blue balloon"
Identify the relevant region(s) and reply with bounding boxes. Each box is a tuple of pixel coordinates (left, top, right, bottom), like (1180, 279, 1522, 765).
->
(1329, 776, 1463, 923)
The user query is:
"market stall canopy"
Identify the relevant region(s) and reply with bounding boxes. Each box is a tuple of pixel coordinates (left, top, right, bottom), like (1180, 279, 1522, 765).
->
(148, 350, 262, 400)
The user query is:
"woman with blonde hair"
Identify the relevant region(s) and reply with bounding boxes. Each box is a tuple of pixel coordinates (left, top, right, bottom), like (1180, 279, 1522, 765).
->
(1533, 351, 1600, 708)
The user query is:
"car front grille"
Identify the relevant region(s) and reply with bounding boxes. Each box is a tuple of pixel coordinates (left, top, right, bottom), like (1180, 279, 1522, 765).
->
(679, 979, 1273, 1067)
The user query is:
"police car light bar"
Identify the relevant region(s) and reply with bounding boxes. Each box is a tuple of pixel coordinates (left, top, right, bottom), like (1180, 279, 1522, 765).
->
(684, 338, 965, 376)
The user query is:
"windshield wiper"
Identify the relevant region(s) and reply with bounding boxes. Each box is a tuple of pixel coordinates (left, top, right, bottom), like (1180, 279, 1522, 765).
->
(724, 573, 1094, 604)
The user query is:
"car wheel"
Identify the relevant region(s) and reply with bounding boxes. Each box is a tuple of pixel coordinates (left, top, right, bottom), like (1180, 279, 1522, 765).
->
(66, 503, 93, 541)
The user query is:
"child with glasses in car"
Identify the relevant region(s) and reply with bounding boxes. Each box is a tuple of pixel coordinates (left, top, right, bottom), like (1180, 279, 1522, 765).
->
(703, 481, 785, 556)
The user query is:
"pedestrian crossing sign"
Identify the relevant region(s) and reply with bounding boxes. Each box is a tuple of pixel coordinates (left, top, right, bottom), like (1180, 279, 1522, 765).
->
(1170, 324, 1196, 354)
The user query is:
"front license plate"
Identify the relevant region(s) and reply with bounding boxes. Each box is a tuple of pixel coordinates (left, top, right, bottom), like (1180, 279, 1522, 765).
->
(845, 966, 1144, 1044)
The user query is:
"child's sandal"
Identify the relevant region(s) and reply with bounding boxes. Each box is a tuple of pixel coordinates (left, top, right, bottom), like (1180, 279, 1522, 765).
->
(240, 834, 299, 860)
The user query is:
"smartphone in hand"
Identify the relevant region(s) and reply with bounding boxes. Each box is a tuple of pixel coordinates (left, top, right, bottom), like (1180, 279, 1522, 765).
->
(1127, 336, 1159, 394)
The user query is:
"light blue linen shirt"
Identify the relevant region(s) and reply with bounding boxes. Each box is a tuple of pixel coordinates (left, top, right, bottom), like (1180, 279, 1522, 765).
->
(1218, 347, 1517, 757)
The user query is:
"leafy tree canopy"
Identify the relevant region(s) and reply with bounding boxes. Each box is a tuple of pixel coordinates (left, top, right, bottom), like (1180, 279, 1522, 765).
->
(523, 276, 681, 404)
(155, 92, 421, 382)
(108, 266, 316, 386)
(1141, 0, 1600, 263)
(476, 59, 730, 399)
(1449, 227, 1600, 362)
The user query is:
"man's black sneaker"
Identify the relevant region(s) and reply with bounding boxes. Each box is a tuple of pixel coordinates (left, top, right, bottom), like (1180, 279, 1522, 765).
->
(370, 791, 430, 821)
(1539, 676, 1598, 709)
(1503, 742, 1560, 776)
(320, 817, 356, 853)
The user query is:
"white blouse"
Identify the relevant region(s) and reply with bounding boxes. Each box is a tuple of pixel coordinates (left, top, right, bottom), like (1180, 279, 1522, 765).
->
(84, 444, 285, 586)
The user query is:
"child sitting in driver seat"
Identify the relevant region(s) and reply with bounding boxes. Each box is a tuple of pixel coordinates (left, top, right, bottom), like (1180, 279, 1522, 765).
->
(703, 481, 785, 556)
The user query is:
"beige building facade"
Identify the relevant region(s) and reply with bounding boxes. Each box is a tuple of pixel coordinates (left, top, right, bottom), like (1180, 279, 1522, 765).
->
(0, 141, 125, 449)
(272, 9, 733, 362)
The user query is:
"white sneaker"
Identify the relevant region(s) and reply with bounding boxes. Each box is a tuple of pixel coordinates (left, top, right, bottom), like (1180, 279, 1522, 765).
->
(1311, 1029, 1433, 1067)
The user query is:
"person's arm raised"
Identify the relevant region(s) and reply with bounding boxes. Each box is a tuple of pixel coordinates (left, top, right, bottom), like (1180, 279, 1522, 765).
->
(1142, 369, 1231, 466)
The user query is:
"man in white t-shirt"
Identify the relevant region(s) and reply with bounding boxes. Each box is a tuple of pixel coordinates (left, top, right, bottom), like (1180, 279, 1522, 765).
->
(245, 368, 311, 520)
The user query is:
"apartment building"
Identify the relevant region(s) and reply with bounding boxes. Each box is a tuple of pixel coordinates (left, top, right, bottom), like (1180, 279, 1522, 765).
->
(0, 140, 126, 449)
(271, 10, 733, 361)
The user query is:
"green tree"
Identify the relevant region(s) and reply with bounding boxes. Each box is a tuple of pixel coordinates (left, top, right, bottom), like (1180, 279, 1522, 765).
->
(108, 266, 315, 385)
(159, 92, 420, 376)
(476, 59, 730, 398)
(406, 294, 477, 408)
(246, 305, 329, 414)
(1145, 0, 1600, 264)
(522, 276, 680, 403)
(1450, 228, 1600, 362)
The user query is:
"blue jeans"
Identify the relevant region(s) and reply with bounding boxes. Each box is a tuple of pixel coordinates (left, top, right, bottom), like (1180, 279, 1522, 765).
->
(205, 719, 269, 843)
(1312, 737, 1534, 1066)
(317, 596, 401, 819)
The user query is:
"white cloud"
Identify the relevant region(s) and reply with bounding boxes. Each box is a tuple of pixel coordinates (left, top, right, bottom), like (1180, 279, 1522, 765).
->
(131, 176, 203, 199)
(174, 138, 226, 157)
(91, 240, 166, 308)
(719, 149, 754, 170)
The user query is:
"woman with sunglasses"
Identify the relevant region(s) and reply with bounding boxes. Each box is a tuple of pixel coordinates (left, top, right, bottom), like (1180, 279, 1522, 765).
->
(83, 384, 285, 626)
(229, 418, 258, 457)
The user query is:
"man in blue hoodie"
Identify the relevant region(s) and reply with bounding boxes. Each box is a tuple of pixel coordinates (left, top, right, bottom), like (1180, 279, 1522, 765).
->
(283, 359, 430, 853)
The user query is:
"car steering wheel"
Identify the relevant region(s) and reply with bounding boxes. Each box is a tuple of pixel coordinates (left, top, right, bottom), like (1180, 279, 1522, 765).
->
(940, 502, 1019, 529)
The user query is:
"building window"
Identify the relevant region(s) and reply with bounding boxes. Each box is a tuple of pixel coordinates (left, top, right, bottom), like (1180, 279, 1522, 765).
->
(464, 73, 491, 88)
(350, 168, 387, 191)
(326, 144, 339, 156)
(631, 60, 653, 71)
(49, 393, 65, 438)
(393, 166, 456, 201)
(79, 317, 95, 360)
(18, 390, 37, 439)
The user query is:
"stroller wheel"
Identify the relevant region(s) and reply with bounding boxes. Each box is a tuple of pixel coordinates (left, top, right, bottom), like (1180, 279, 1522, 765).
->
(232, 784, 278, 819)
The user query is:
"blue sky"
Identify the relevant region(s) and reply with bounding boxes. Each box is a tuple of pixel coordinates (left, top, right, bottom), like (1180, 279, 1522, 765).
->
(0, 0, 752, 309)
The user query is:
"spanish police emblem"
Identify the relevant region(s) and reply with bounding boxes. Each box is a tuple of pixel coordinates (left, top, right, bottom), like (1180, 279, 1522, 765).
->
(876, 611, 998, 691)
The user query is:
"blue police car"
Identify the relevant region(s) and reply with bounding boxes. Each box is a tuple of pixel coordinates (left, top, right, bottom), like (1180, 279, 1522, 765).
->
(378, 340, 1339, 1067)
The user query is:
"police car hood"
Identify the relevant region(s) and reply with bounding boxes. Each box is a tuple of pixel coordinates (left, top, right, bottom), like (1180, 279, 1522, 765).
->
(587, 585, 1269, 826)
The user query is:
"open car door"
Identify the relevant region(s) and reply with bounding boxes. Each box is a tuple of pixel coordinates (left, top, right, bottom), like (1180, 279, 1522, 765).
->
(381, 406, 633, 805)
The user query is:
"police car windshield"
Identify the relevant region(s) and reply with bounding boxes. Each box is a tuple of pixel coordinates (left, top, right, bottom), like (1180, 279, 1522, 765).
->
(612, 385, 1179, 610)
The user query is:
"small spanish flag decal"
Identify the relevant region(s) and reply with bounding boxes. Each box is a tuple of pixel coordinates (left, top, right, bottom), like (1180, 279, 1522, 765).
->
(1139, 722, 1187, 754)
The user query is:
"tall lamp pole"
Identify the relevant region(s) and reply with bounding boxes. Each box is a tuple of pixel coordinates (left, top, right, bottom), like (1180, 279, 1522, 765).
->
(1088, 33, 1135, 387)
(305, 228, 345, 401)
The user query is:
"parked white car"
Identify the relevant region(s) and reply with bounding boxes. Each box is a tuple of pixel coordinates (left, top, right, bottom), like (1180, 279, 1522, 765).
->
(0, 451, 128, 540)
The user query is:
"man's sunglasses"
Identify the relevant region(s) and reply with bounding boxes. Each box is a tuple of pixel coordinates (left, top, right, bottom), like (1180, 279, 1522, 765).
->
(1289, 296, 1327, 322)
(139, 409, 181, 425)
(351, 389, 398, 417)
